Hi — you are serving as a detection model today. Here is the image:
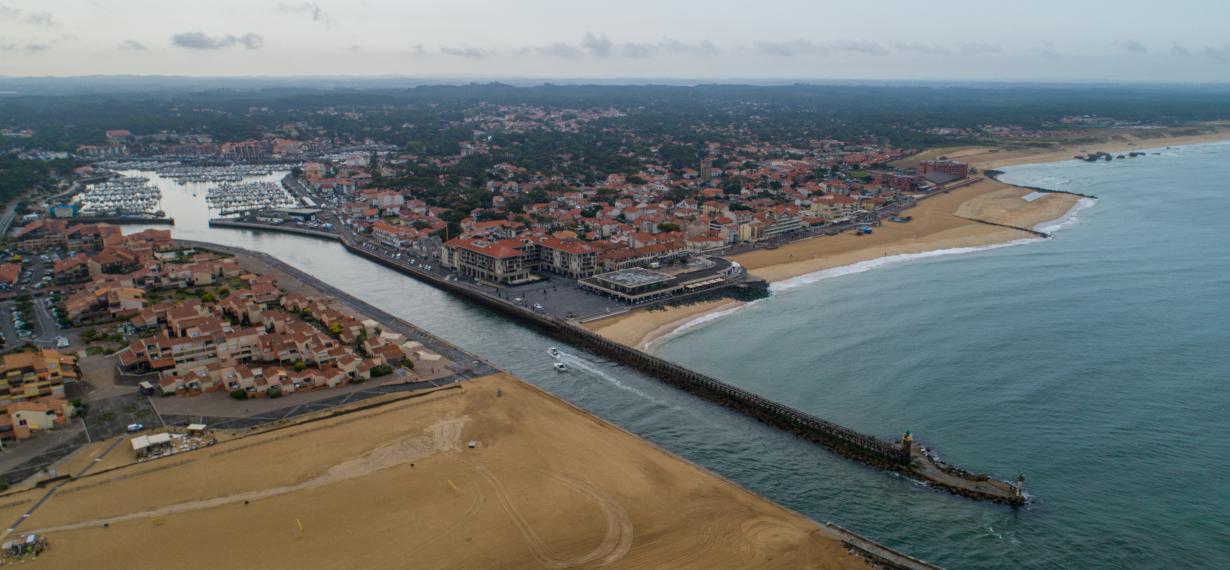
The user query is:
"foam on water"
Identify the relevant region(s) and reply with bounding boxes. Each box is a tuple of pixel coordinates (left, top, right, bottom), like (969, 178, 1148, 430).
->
(644, 302, 753, 352)
(1034, 197, 1097, 234)
(769, 238, 1044, 294)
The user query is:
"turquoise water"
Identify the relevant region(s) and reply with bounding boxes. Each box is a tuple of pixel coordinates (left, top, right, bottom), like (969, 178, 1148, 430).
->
(131, 142, 1230, 568)
(654, 141, 1230, 567)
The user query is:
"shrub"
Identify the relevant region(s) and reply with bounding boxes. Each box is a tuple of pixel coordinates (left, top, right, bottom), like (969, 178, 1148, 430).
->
(229, 389, 248, 400)
(370, 364, 393, 378)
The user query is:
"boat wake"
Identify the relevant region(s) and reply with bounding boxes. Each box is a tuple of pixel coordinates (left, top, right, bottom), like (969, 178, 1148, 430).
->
(553, 350, 681, 410)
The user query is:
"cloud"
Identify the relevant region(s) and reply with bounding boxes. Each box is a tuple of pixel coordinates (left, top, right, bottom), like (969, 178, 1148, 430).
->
(0, 40, 48, 53)
(892, 42, 952, 56)
(524, 34, 719, 59)
(525, 42, 583, 59)
(118, 39, 147, 51)
(752, 39, 887, 57)
(275, 2, 331, 26)
(439, 45, 489, 59)
(657, 38, 720, 57)
(0, 4, 55, 27)
(1119, 40, 1148, 54)
(1204, 45, 1230, 62)
(581, 32, 614, 57)
(1170, 44, 1192, 57)
(959, 42, 1003, 55)
(1030, 41, 1060, 59)
(752, 40, 825, 57)
(171, 32, 264, 50)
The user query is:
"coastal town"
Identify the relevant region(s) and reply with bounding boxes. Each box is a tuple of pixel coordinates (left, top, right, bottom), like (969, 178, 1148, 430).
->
(0, 77, 1228, 567)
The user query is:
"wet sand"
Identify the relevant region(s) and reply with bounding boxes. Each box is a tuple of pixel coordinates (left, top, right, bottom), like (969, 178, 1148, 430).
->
(13, 374, 868, 569)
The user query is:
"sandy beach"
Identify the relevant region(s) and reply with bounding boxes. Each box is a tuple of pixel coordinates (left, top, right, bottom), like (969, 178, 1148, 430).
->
(586, 124, 1230, 349)
(8, 373, 869, 569)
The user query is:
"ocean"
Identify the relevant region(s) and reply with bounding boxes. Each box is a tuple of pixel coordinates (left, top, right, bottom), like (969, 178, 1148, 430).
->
(130, 141, 1230, 568)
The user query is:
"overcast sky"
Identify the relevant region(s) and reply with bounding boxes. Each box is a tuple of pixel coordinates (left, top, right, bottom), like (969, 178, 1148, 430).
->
(2, 0, 1228, 82)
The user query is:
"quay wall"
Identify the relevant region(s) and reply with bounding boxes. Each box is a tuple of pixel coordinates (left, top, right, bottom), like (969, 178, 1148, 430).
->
(207, 219, 338, 240)
(70, 216, 174, 226)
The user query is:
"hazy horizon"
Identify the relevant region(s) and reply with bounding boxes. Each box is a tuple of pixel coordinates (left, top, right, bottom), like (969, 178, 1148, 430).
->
(2, 0, 1229, 82)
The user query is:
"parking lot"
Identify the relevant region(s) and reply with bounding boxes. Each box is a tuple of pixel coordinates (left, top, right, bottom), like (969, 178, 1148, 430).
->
(82, 392, 164, 441)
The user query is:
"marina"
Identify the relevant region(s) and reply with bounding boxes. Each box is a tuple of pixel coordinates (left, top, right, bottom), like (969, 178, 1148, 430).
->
(74, 176, 163, 217)
(155, 164, 282, 183)
(206, 180, 299, 216)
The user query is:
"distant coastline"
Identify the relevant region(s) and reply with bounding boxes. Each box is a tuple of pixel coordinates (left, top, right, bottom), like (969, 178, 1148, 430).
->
(587, 127, 1230, 351)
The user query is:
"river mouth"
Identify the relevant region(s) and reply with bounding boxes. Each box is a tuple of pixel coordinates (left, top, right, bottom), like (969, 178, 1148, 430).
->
(119, 138, 1230, 569)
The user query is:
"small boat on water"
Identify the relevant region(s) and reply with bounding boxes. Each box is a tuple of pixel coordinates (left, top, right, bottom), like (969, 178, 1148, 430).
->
(547, 347, 560, 357)
(553, 362, 568, 372)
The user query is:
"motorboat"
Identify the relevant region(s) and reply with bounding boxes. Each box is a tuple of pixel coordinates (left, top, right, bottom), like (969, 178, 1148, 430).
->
(547, 347, 560, 357)
(553, 362, 568, 372)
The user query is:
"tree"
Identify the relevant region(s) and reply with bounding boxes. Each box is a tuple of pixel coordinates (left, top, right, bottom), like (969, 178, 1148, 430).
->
(229, 389, 248, 400)
(657, 222, 681, 233)
(328, 322, 343, 336)
(200, 292, 217, 303)
(294, 359, 308, 371)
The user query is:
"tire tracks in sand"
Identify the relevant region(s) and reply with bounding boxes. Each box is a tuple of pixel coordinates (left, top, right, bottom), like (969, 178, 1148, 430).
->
(473, 464, 633, 568)
(26, 417, 470, 535)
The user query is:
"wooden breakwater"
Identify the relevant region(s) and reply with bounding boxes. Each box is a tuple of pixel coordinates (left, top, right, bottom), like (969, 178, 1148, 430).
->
(984, 170, 1099, 199)
(208, 219, 1025, 505)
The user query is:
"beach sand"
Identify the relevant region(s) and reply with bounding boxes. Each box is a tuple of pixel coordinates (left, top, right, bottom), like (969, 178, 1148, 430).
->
(584, 124, 1230, 349)
(13, 373, 868, 569)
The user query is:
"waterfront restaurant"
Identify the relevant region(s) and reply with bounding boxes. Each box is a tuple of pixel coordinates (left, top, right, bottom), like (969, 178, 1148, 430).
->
(581, 267, 692, 304)
(581, 258, 743, 304)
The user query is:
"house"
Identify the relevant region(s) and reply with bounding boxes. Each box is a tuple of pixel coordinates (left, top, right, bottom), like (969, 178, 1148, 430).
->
(0, 263, 19, 288)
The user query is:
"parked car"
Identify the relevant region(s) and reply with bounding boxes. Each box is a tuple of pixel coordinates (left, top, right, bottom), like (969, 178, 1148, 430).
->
(126, 423, 145, 433)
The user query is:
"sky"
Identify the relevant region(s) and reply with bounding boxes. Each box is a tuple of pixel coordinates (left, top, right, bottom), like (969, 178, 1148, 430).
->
(1, 0, 1229, 82)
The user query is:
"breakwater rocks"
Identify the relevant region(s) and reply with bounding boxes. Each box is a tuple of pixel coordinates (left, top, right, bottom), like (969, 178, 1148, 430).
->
(955, 215, 1050, 238)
